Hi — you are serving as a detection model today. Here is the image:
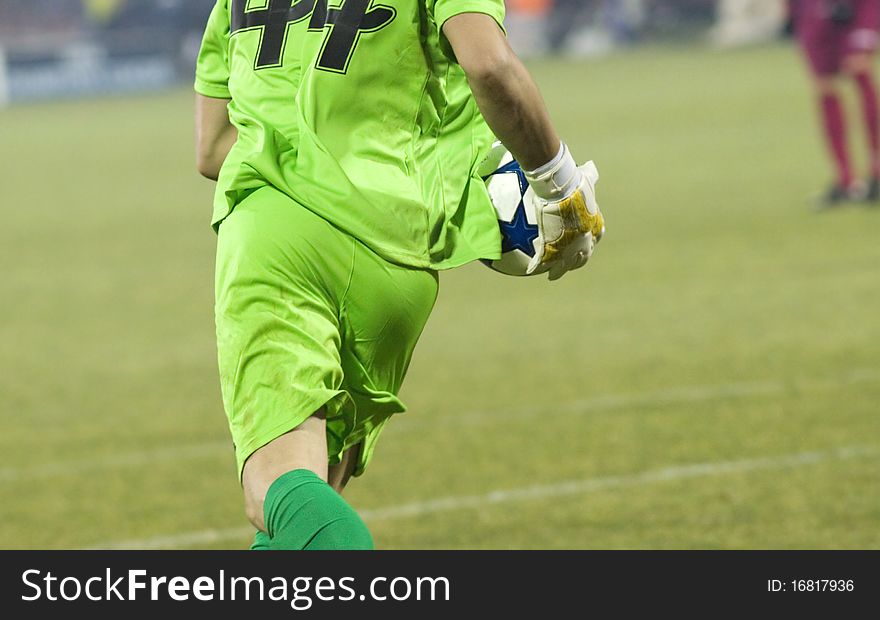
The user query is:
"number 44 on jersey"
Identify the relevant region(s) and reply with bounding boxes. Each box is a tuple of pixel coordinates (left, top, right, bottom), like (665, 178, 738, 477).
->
(231, 0, 397, 73)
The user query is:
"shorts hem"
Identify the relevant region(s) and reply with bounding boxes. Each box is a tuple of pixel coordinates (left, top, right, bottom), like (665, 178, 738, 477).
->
(233, 390, 351, 483)
(352, 415, 398, 478)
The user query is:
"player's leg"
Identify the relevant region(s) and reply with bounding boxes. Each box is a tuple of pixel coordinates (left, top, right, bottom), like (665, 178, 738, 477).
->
(245, 237, 437, 550)
(336, 237, 439, 480)
(844, 49, 880, 200)
(251, 440, 360, 551)
(241, 412, 329, 532)
(242, 415, 373, 550)
(798, 19, 859, 204)
(250, 441, 359, 550)
(844, 0, 880, 200)
(813, 74, 858, 202)
(215, 187, 373, 550)
(328, 442, 361, 493)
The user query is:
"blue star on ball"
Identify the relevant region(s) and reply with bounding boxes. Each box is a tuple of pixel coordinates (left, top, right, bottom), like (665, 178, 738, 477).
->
(500, 201, 540, 257)
(493, 161, 539, 257)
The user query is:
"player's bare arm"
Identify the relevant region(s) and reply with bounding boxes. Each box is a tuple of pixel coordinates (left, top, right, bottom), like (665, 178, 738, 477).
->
(444, 12, 605, 280)
(443, 13, 559, 171)
(195, 93, 237, 181)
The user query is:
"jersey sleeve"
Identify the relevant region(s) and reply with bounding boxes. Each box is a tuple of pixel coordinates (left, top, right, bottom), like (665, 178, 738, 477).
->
(194, 0, 231, 100)
(433, 0, 506, 31)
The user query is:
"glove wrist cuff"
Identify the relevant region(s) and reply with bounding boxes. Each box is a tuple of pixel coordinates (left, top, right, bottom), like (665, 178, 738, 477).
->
(524, 141, 581, 201)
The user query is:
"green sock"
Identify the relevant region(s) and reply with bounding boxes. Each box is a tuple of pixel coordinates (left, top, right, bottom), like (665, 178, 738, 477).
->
(261, 469, 373, 550)
(251, 530, 271, 550)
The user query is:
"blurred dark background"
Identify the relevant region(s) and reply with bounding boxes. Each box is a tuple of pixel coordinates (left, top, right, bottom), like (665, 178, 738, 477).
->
(0, 0, 215, 103)
(0, 0, 786, 105)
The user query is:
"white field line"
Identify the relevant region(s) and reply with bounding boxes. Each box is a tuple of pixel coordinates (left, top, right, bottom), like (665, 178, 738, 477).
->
(87, 444, 880, 550)
(4, 368, 880, 484)
(402, 367, 880, 430)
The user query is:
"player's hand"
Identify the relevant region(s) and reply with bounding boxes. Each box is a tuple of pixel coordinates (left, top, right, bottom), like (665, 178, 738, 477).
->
(526, 159, 605, 281)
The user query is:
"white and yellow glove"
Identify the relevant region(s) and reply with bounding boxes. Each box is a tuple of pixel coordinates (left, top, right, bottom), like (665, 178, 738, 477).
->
(524, 143, 605, 281)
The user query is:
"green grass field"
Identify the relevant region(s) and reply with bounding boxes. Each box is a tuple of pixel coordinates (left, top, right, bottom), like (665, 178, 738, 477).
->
(1, 44, 878, 550)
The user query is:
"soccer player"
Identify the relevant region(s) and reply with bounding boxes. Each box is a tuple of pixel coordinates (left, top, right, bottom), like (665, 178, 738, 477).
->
(790, 0, 880, 205)
(194, 0, 605, 550)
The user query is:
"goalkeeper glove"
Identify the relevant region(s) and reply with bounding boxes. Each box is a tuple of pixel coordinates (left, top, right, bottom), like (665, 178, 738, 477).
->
(524, 142, 605, 281)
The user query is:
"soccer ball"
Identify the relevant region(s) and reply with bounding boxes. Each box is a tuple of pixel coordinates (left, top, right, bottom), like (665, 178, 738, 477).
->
(478, 143, 549, 277)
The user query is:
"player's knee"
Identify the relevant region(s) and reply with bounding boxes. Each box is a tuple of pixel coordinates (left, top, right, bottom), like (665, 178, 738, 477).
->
(843, 53, 873, 77)
(814, 76, 840, 97)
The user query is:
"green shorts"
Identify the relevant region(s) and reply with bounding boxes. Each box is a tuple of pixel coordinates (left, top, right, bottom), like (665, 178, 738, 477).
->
(215, 186, 439, 479)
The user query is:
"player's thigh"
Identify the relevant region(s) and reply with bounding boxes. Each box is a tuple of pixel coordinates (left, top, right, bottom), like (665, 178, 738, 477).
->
(343, 243, 439, 393)
(335, 242, 439, 475)
(813, 74, 841, 96)
(799, 19, 846, 79)
(215, 187, 354, 485)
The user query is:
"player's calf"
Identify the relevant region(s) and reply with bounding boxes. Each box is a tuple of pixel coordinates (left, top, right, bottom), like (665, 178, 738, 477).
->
(261, 469, 373, 550)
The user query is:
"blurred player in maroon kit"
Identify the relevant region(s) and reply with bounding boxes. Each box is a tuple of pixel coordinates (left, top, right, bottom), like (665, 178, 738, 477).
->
(791, 0, 880, 206)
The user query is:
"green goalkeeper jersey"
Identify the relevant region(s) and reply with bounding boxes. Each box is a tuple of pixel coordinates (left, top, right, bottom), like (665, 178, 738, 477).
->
(195, 0, 505, 269)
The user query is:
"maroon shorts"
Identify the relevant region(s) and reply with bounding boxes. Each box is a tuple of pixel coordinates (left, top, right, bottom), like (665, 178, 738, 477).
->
(796, 0, 880, 75)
